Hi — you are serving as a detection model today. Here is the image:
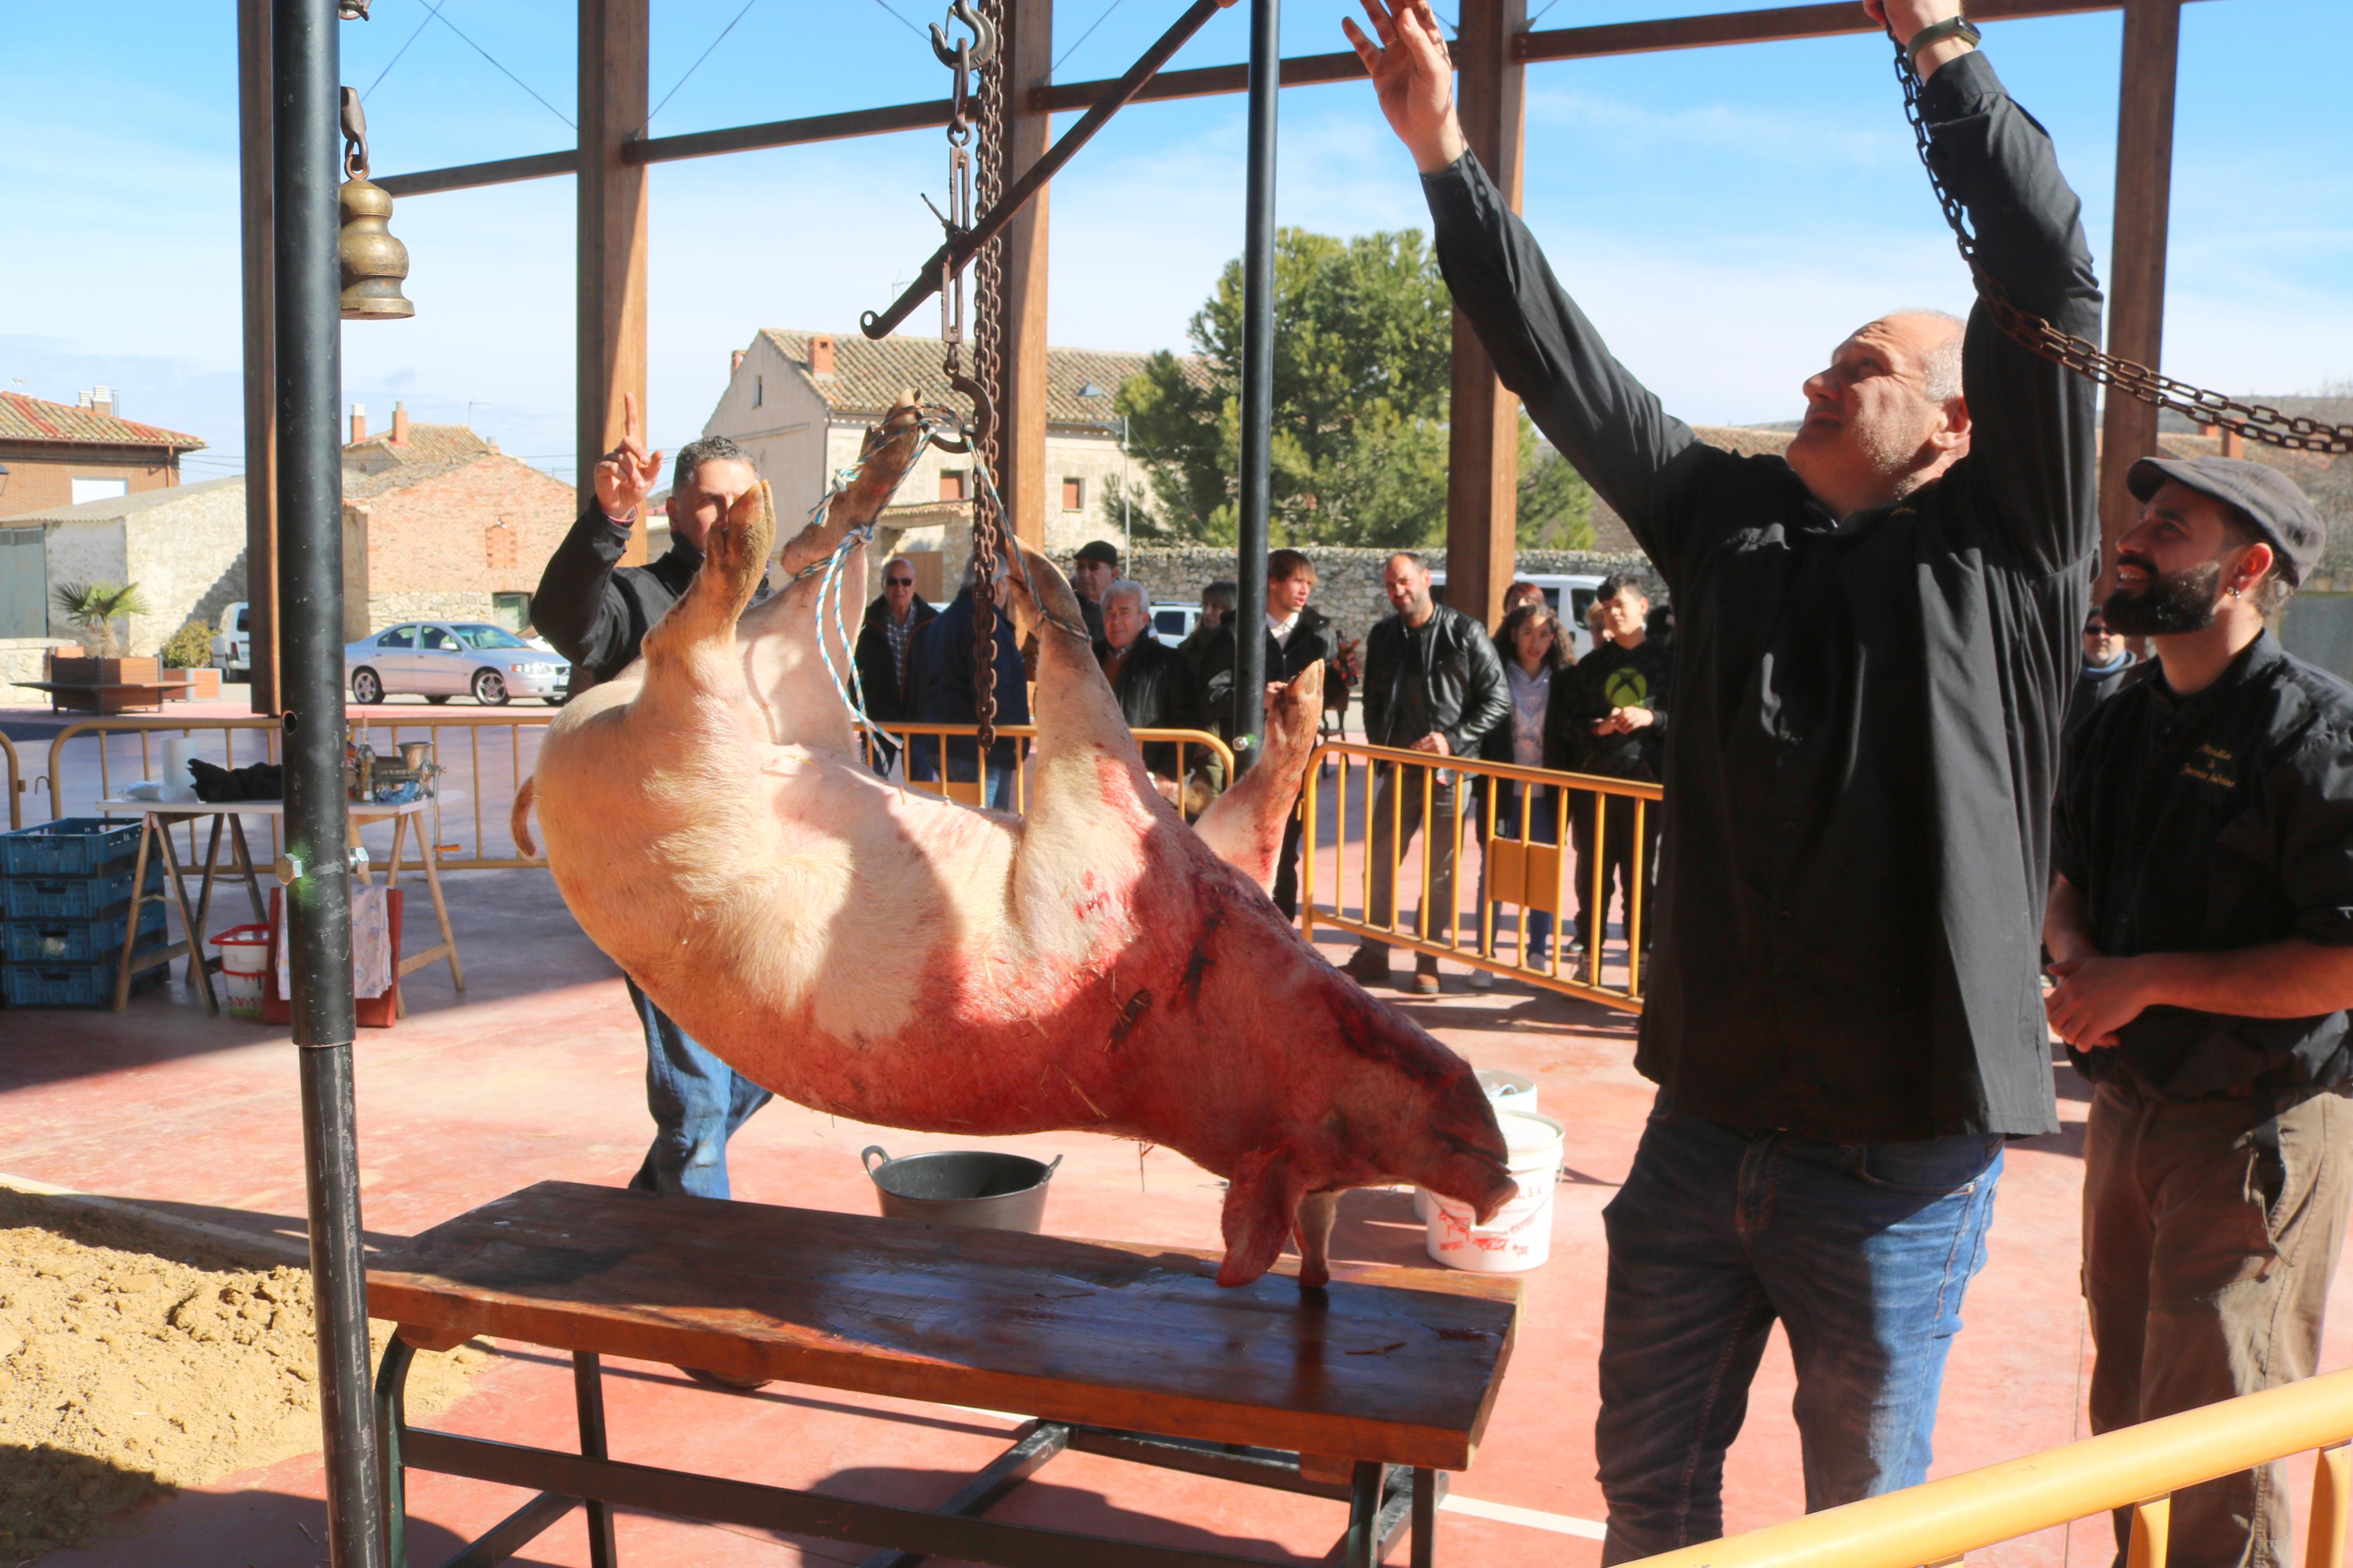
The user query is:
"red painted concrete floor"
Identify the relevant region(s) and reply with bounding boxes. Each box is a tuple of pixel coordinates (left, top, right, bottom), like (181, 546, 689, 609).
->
(5, 863, 2353, 1567)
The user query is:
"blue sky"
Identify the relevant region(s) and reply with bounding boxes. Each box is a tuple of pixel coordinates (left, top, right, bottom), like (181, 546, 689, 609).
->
(3, 0, 2346, 485)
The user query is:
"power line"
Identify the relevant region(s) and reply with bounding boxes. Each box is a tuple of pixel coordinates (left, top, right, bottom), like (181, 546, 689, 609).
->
(867, 0, 928, 41)
(426, 4, 574, 130)
(360, 0, 446, 101)
(1052, 0, 1127, 75)
(648, 0, 762, 125)
(1527, 0, 1565, 24)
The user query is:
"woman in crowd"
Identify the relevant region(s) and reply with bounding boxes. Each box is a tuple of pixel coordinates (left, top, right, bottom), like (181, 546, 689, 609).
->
(1471, 599, 1572, 986)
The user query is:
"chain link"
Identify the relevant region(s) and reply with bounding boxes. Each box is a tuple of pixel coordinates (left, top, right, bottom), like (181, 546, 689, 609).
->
(967, 0, 1009, 749)
(1891, 38, 2351, 456)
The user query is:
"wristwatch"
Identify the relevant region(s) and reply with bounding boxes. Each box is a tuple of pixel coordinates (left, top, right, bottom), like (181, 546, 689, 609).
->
(1906, 15, 1982, 67)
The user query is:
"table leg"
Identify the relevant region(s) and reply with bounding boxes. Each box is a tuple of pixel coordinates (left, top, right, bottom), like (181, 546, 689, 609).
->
(229, 816, 265, 922)
(375, 1336, 416, 1567)
(1412, 1469, 1436, 1568)
(1342, 1460, 1382, 1568)
(153, 817, 218, 1015)
(383, 812, 403, 894)
(574, 1351, 619, 1568)
(112, 816, 157, 1012)
(187, 815, 227, 972)
(417, 818, 464, 992)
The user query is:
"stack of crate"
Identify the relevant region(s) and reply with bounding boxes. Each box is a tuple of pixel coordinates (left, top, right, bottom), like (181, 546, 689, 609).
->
(2, 819, 169, 1008)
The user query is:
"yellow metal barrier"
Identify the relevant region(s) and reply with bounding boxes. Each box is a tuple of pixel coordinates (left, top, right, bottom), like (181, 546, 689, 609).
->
(1, 731, 20, 830)
(861, 724, 1234, 814)
(1300, 741, 1662, 1011)
(43, 716, 1235, 865)
(42, 712, 553, 869)
(1624, 1366, 2353, 1568)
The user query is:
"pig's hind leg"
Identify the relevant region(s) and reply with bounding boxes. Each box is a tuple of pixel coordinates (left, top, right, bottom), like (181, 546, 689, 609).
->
(634, 476, 776, 721)
(732, 398, 928, 753)
(1191, 662, 1323, 891)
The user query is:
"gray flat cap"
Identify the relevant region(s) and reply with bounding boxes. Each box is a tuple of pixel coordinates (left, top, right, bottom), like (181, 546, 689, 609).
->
(2127, 453, 2326, 585)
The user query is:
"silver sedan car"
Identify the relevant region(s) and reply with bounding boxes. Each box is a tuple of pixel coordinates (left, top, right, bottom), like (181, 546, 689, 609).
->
(345, 621, 570, 706)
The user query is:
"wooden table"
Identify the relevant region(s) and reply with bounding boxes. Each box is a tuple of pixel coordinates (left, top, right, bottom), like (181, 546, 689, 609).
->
(369, 1181, 1522, 1568)
(97, 796, 464, 1014)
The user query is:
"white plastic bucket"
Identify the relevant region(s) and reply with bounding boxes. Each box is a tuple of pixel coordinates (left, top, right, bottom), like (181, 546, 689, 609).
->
(212, 924, 271, 1021)
(1426, 1107, 1564, 1274)
(1417, 1072, 1542, 1221)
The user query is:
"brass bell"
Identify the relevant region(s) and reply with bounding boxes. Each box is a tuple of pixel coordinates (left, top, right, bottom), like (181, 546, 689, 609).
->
(338, 87, 413, 321)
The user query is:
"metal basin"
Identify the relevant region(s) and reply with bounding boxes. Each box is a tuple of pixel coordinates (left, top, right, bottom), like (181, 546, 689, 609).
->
(861, 1146, 1060, 1233)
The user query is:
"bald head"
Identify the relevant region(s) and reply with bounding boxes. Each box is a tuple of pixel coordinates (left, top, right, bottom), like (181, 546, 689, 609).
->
(1786, 309, 1972, 518)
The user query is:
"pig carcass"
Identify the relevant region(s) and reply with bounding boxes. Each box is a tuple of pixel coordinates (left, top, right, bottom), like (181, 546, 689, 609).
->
(520, 401, 1513, 1286)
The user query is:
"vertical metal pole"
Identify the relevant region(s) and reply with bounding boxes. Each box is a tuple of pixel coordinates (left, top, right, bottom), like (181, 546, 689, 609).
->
(238, 0, 282, 714)
(1231, 0, 1279, 773)
(276, 2, 379, 1563)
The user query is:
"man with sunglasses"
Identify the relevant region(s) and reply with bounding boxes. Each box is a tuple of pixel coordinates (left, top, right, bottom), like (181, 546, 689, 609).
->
(854, 555, 939, 773)
(2064, 606, 2139, 751)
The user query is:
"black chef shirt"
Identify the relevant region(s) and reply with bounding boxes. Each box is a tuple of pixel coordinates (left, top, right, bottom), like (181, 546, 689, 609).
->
(2053, 632, 2353, 1103)
(1423, 49, 2100, 1142)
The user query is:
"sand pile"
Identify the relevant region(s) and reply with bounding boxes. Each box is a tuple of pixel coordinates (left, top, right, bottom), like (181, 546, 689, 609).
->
(0, 1187, 489, 1558)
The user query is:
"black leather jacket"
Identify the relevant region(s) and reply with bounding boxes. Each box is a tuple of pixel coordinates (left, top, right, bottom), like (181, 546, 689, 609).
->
(853, 593, 941, 723)
(1361, 603, 1510, 757)
(1199, 603, 1343, 734)
(1098, 634, 1202, 774)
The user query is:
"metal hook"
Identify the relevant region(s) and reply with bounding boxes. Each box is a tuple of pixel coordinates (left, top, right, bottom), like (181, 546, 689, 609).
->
(339, 86, 370, 179)
(928, 0, 998, 72)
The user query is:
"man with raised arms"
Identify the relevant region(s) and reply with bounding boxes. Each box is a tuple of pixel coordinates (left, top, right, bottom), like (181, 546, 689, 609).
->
(1347, 0, 2101, 1553)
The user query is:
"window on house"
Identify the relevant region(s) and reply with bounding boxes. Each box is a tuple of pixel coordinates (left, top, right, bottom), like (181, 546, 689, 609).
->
(753, 375, 763, 408)
(1062, 477, 1085, 511)
(939, 470, 967, 502)
(71, 477, 128, 506)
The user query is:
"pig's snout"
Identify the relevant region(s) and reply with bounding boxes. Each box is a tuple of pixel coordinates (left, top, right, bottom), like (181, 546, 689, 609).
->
(1425, 1080, 1517, 1223)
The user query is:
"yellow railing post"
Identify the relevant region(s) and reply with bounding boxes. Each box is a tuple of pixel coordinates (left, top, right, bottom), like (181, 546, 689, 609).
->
(2311, 1442, 2350, 1568)
(2127, 1495, 2171, 1568)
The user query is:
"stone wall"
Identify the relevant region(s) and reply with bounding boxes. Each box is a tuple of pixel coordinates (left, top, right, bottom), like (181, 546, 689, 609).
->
(365, 592, 506, 630)
(123, 479, 246, 655)
(0, 638, 79, 705)
(1120, 546, 1663, 642)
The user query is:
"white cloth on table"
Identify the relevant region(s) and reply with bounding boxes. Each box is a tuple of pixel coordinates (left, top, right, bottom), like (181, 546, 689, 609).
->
(274, 884, 392, 1000)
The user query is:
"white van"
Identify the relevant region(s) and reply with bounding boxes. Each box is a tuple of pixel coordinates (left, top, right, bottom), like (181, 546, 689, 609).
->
(1427, 571, 1606, 657)
(210, 602, 251, 678)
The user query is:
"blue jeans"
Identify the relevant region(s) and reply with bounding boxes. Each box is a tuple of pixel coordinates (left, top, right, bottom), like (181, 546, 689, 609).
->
(624, 977, 772, 1200)
(1596, 1096, 2004, 1564)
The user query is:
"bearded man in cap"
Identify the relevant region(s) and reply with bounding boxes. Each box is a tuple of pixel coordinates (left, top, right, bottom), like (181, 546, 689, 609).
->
(1070, 539, 1120, 643)
(2046, 455, 2353, 1568)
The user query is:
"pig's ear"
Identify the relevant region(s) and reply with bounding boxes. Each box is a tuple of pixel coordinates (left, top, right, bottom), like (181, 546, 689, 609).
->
(1218, 1145, 1308, 1287)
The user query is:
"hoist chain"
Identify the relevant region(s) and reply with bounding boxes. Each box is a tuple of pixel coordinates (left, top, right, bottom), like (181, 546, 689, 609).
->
(1890, 35, 2352, 456)
(927, 0, 1012, 748)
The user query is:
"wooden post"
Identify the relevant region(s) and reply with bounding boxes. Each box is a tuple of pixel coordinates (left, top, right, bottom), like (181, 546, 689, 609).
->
(579, 0, 651, 566)
(996, 0, 1053, 555)
(237, 0, 281, 714)
(2097, 0, 2182, 581)
(1445, 0, 1525, 631)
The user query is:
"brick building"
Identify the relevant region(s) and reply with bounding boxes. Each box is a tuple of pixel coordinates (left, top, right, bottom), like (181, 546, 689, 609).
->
(0, 388, 204, 517)
(339, 402, 578, 640)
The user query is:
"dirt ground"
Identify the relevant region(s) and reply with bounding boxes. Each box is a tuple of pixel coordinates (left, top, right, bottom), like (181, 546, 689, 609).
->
(0, 1187, 488, 1559)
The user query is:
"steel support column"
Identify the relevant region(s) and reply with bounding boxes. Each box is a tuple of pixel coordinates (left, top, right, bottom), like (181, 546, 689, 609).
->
(577, 0, 650, 560)
(2096, 0, 2182, 579)
(238, 0, 281, 713)
(1231, 0, 1280, 773)
(1446, 0, 1527, 632)
(997, 0, 1054, 553)
(273, 1, 377, 1562)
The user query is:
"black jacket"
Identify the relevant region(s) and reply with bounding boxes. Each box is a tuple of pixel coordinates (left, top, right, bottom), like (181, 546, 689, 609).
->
(531, 503, 705, 691)
(2062, 652, 2140, 753)
(2056, 634, 2353, 1104)
(1099, 635, 1202, 775)
(1360, 603, 1510, 758)
(853, 595, 940, 724)
(1557, 639, 1673, 781)
(1426, 49, 2099, 1140)
(1199, 605, 1344, 735)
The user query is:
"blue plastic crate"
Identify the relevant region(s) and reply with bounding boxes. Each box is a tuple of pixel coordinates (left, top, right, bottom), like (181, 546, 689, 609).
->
(0, 817, 144, 879)
(4, 903, 169, 965)
(2, 958, 168, 1009)
(0, 861, 162, 922)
